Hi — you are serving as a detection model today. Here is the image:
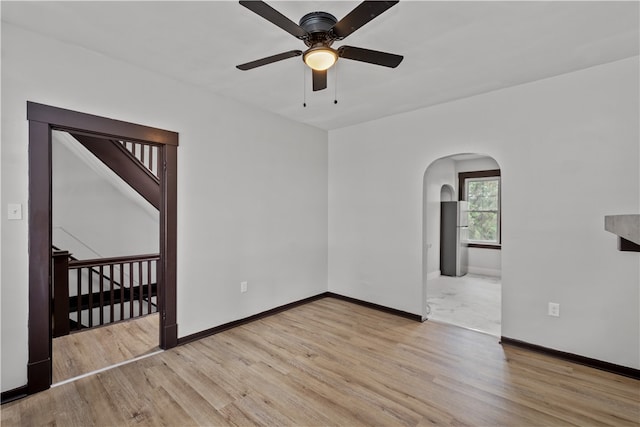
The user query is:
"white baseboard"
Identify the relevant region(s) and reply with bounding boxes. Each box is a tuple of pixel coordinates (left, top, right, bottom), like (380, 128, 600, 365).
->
(426, 270, 441, 281)
(427, 268, 501, 279)
(467, 266, 501, 278)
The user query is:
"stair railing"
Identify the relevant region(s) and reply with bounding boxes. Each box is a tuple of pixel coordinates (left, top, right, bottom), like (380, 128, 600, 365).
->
(119, 141, 160, 180)
(52, 250, 160, 337)
(52, 250, 71, 337)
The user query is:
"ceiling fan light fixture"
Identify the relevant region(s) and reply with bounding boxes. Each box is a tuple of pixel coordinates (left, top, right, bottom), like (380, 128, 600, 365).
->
(303, 46, 338, 71)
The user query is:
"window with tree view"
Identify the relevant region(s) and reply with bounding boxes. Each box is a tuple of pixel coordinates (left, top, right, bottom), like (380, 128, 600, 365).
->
(460, 170, 501, 246)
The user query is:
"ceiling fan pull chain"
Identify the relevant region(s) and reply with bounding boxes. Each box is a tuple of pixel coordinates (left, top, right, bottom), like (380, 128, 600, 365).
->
(303, 66, 307, 107)
(334, 62, 339, 105)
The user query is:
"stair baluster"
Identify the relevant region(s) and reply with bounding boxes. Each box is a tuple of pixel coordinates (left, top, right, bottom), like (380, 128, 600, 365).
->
(52, 251, 160, 335)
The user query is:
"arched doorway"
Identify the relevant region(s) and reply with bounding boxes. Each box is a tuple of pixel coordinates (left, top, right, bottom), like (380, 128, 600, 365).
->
(422, 153, 502, 336)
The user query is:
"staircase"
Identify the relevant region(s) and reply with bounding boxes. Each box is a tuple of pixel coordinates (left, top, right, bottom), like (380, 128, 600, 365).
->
(52, 135, 161, 336)
(70, 134, 160, 209)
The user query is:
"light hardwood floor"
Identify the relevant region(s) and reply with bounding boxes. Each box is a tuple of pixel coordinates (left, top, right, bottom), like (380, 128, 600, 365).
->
(3, 298, 639, 426)
(52, 313, 159, 384)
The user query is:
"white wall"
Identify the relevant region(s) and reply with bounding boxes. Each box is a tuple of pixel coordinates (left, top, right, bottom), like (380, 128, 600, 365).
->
(1, 23, 328, 392)
(467, 248, 501, 277)
(52, 132, 159, 258)
(329, 57, 640, 368)
(456, 157, 500, 174)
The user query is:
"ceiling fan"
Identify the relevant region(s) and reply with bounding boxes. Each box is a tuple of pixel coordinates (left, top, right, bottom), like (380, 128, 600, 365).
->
(236, 0, 403, 92)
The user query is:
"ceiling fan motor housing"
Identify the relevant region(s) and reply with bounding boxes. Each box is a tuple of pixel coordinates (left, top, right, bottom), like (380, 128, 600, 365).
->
(299, 11, 338, 46)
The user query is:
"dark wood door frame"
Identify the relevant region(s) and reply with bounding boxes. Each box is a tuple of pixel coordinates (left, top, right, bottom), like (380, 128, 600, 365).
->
(26, 101, 178, 395)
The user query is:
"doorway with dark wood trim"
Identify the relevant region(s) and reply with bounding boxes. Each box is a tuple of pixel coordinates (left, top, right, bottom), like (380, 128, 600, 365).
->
(26, 101, 178, 395)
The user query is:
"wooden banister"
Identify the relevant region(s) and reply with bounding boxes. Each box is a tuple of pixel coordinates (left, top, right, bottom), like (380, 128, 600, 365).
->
(52, 251, 70, 337)
(53, 251, 160, 334)
(119, 141, 159, 179)
(69, 253, 159, 268)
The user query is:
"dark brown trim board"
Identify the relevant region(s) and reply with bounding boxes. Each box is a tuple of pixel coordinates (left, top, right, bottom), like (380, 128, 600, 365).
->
(159, 144, 178, 349)
(178, 293, 329, 346)
(178, 293, 422, 346)
(501, 337, 640, 379)
(1, 385, 28, 405)
(457, 169, 501, 200)
(27, 101, 178, 146)
(467, 243, 501, 250)
(27, 119, 53, 394)
(458, 168, 502, 246)
(25, 101, 178, 395)
(324, 292, 423, 322)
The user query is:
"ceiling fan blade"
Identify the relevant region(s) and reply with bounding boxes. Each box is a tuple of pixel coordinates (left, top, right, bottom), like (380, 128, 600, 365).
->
(236, 50, 302, 70)
(338, 46, 403, 68)
(239, 1, 308, 39)
(331, 1, 399, 39)
(312, 69, 327, 91)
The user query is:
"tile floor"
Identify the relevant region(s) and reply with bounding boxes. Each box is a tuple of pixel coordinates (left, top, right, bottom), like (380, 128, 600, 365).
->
(426, 274, 501, 337)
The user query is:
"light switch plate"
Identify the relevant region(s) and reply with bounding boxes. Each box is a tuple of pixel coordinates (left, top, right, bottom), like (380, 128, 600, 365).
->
(8, 203, 22, 220)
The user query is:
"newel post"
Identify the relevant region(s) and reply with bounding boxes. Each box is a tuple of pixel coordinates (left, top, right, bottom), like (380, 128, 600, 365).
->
(52, 250, 70, 337)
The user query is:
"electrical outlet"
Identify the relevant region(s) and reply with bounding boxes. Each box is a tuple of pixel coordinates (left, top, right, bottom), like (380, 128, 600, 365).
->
(240, 281, 248, 293)
(548, 302, 560, 317)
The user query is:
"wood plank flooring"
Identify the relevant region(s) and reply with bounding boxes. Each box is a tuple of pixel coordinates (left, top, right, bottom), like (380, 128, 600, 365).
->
(52, 313, 159, 383)
(3, 298, 639, 426)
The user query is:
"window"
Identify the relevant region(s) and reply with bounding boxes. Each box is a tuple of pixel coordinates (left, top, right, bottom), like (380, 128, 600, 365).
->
(459, 169, 501, 248)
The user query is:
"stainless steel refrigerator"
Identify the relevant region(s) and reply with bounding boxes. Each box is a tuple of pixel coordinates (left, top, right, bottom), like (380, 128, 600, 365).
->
(440, 201, 468, 277)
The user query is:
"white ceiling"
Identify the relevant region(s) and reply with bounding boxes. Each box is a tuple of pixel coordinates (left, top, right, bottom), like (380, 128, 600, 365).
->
(2, 1, 638, 130)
